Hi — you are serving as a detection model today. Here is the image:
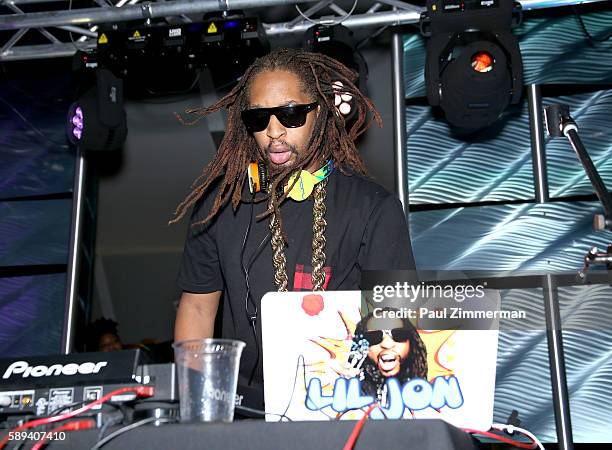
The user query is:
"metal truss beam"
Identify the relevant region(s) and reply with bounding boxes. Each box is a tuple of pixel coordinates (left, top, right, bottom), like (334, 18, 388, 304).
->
(2, 40, 95, 60)
(5, 0, 69, 4)
(0, 0, 319, 30)
(0, 0, 315, 30)
(2, 0, 608, 31)
(288, 0, 334, 27)
(0, 0, 609, 61)
(265, 7, 421, 36)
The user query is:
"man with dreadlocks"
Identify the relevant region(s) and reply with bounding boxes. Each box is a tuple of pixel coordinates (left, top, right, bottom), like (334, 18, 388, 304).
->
(172, 48, 415, 407)
(351, 309, 428, 405)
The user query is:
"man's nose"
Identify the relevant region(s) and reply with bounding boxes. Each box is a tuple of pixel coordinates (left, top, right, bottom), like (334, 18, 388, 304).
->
(380, 335, 394, 349)
(266, 114, 286, 140)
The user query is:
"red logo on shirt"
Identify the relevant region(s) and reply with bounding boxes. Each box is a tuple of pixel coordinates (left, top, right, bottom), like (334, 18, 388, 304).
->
(293, 264, 332, 291)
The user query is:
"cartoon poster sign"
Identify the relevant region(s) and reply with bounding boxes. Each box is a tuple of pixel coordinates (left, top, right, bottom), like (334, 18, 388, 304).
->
(261, 291, 499, 430)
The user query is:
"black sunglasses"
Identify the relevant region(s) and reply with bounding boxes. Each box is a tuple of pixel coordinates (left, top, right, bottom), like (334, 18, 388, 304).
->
(241, 102, 318, 133)
(363, 328, 412, 346)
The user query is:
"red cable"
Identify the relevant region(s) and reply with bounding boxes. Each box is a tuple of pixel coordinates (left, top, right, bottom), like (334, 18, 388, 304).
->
(341, 409, 537, 450)
(342, 403, 378, 450)
(0, 385, 154, 450)
(462, 427, 537, 449)
(31, 419, 96, 450)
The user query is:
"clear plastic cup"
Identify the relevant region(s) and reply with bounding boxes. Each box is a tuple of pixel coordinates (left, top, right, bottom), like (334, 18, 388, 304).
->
(173, 339, 245, 423)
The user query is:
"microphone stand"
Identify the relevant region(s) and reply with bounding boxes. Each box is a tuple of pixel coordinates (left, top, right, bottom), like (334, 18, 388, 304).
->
(541, 103, 612, 450)
(544, 104, 612, 281)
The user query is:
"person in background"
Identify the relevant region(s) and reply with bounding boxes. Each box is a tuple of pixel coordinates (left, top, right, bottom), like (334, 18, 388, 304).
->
(86, 318, 123, 352)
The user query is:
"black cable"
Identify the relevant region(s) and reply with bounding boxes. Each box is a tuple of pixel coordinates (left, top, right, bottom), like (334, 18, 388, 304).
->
(356, 25, 389, 50)
(276, 353, 336, 421)
(240, 188, 272, 386)
(573, 6, 612, 45)
(89, 417, 177, 450)
(95, 403, 130, 442)
(235, 404, 291, 421)
(144, 70, 202, 97)
(247, 320, 260, 387)
(11, 402, 123, 450)
(354, 47, 369, 81)
(245, 232, 271, 386)
(67, 0, 79, 53)
(48, 400, 122, 418)
(241, 190, 258, 326)
(47, 401, 87, 417)
(97, 414, 124, 443)
(279, 354, 306, 422)
(163, 73, 242, 107)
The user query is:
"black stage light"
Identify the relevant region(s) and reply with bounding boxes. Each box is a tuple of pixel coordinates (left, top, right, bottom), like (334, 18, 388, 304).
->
(67, 68, 127, 151)
(304, 24, 368, 119)
(94, 15, 268, 95)
(421, 0, 523, 133)
(201, 12, 269, 89)
(96, 22, 201, 96)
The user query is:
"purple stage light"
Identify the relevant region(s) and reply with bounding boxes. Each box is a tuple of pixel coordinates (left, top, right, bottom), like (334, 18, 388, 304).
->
(69, 104, 84, 141)
(71, 116, 83, 129)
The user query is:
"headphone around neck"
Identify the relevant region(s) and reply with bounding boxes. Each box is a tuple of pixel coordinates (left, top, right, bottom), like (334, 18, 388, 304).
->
(247, 160, 334, 201)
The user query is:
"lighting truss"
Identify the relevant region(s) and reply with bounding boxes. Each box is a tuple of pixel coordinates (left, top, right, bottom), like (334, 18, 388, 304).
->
(0, 0, 608, 61)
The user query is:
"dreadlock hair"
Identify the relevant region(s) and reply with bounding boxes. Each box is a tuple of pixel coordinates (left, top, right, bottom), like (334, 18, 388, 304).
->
(353, 308, 428, 402)
(171, 48, 382, 290)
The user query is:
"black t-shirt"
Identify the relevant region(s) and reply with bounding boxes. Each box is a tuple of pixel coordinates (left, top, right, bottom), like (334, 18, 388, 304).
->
(177, 168, 415, 398)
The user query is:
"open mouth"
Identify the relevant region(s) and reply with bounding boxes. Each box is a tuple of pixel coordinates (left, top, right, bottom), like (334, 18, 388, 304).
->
(269, 150, 292, 165)
(268, 143, 294, 165)
(378, 353, 399, 374)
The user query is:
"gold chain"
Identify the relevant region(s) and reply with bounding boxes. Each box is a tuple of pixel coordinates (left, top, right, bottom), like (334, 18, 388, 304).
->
(269, 178, 328, 292)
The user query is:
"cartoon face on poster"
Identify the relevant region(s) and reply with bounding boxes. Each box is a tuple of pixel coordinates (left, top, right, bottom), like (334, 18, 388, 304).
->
(261, 291, 499, 430)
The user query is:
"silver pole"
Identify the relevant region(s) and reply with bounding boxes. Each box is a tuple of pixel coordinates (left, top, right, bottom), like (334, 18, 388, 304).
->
(391, 27, 408, 211)
(265, 8, 422, 35)
(0, 0, 609, 33)
(59, 25, 99, 38)
(61, 148, 87, 354)
(542, 274, 575, 450)
(527, 84, 549, 203)
(7, 0, 71, 3)
(0, 28, 27, 54)
(366, 2, 383, 14)
(4, 0, 608, 7)
(1, 8, 424, 60)
(1, 41, 96, 60)
(37, 27, 60, 44)
(0, 0, 321, 31)
(528, 86, 574, 449)
(376, 0, 422, 11)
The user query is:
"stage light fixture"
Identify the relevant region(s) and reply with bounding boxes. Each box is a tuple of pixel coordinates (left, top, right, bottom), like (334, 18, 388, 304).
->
(421, 0, 523, 133)
(67, 68, 127, 151)
(200, 12, 269, 89)
(304, 24, 367, 120)
(69, 106, 84, 141)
